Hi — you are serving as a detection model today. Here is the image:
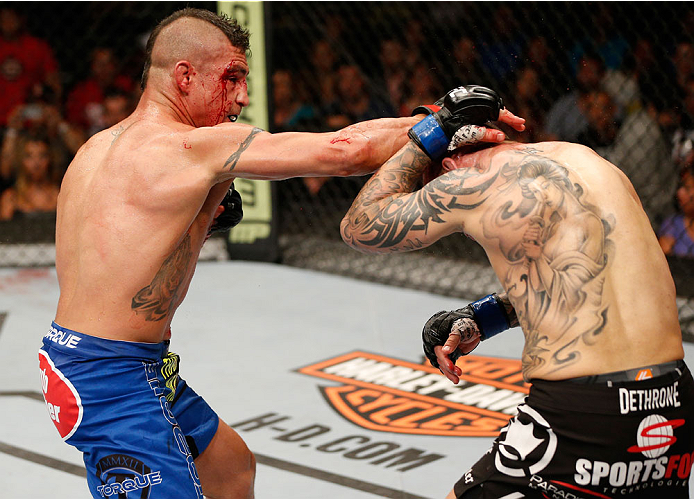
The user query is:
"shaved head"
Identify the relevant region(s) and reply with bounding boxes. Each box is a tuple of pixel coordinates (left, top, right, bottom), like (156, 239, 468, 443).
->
(141, 8, 250, 90)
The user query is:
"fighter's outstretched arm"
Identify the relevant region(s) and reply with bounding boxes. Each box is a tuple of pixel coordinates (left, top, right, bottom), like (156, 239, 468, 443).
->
(189, 117, 421, 183)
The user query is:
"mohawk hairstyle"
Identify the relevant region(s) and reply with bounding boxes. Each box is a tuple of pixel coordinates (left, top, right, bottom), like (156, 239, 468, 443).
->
(140, 7, 250, 90)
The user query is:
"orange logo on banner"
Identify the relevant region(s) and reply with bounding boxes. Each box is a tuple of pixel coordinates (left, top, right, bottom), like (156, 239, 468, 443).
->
(297, 351, 529, 437)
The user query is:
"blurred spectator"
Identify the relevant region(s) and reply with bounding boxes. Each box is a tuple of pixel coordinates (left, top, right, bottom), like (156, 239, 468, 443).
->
(659, 167, 694, 258)
(399, 65, 444, 118)
(310, 63, 396, 195)
(303, 38, 339, 110)
(584, 89, 677, 229)
(0, 132, 59, 220)
(504, 65, 547, 143)
(670, 77, 694, 175)
(649, 44, 694, 138)
(374, 36, 409, 115)
(271, 69, 319, 132)
(323, 63, 396, 130)
(66, 47, 136, 136)
(448, 35, 488, 89)
(101, 87, 136, 131)
(0, 6, 61, 130)
(577, 90, 620, 153)
(402, 18, 426, 74)
(1, 84, 84, 192)
(544, 50, 606, 142)
(522, 35, 568, 106)
(619, 38, 679, 120)
(673, 41, 694, 93)
(569, 4, 630, 72)
(475, 5, 524, 92)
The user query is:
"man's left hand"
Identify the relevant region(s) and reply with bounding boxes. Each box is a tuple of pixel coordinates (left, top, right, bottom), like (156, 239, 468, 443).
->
(208, 184, 243, 234)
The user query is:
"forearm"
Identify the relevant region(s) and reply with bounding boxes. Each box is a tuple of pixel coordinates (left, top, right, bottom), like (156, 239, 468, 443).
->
(340, 141, 434, 253)
(330, 117, 420, 171)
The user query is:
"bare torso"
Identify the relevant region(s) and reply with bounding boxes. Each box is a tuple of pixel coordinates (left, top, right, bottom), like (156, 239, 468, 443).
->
(54, 96, 418, 344)
(444, 142, 683, 380)
(54, 116, 227, 343)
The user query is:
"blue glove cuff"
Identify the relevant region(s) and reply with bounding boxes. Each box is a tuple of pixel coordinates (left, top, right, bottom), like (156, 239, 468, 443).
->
(470, 294, 510, 340)
(410, 114, 449, 159)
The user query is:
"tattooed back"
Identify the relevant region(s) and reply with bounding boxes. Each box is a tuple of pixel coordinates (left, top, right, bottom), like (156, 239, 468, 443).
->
(439, 141, 683, 380)
(341, 140, 684, 381)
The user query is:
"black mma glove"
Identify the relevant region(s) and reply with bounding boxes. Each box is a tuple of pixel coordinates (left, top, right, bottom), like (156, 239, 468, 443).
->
(422, 293, 511, 371)
(208, 184, 243, 234)
(408, 85, 503, 160)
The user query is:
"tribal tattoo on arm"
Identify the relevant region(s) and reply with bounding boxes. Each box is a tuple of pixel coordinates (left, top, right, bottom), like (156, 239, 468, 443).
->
(342, 143, 501, 253)
(223, 127, 262, 171)
(131, 234, 193, 321)
(342, 143, 435, 251)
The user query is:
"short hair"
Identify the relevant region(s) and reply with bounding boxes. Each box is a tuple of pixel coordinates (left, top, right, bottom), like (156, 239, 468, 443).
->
(141, 7, 250, 90)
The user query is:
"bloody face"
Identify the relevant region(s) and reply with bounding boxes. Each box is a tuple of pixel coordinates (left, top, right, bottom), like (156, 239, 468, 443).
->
(192, 45, 249, 127)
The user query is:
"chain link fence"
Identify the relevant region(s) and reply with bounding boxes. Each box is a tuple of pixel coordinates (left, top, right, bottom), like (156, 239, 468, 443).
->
(1, 2, 693, 340)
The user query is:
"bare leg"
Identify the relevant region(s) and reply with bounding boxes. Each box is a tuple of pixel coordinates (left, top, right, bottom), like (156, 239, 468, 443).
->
(194, 418, 256, 499)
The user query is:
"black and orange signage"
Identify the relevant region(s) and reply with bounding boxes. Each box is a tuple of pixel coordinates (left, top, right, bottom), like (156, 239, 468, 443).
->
(297, 351, 529, 437)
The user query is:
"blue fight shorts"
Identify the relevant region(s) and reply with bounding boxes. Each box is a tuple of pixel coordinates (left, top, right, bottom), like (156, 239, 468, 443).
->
(38, 322, 219, 499)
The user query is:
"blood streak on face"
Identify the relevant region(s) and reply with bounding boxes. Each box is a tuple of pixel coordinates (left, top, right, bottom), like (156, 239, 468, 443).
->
(210, 60, 248, 125)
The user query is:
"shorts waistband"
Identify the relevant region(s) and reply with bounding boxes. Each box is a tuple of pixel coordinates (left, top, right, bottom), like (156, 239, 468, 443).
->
(529, 361, 690, 414)
(565, 360, 685, 385)
(42, 322, 169, 360)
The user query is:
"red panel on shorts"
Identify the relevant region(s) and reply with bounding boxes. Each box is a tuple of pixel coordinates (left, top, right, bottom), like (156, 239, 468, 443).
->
(38, 350, 83, 440)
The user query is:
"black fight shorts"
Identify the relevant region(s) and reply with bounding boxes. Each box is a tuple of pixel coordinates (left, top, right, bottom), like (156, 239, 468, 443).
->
(453, 360, 694, 498)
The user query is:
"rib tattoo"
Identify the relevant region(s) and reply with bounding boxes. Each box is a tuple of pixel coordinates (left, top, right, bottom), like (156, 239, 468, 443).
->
(131, 234, 192, 321)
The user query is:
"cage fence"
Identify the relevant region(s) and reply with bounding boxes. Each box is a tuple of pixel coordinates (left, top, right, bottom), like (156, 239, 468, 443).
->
(1, 1, 693, 341)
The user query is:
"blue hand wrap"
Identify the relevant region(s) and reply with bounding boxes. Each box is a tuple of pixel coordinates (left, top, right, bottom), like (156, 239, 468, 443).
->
(409, 114, 448, 159)
(470, 294, 510, 340)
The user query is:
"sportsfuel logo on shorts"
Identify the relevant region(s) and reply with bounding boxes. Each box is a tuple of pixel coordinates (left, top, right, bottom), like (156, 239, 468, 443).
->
(574, 414, 692, 495)
(296, 351, 529, 437)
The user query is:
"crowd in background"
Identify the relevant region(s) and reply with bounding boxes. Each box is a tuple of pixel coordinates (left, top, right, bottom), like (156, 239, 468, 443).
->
(1, 3, 694, 258)
(0, 6, 139, 224)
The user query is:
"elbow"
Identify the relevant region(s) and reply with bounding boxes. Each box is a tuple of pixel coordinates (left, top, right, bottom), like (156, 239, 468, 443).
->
(340, 216, 368, 253)
(340, 216, 355, 248)
(340, 216, 389, 255)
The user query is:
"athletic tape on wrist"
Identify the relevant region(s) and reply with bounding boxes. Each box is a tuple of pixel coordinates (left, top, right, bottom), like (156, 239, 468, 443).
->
(470, 294, 509, 340)
(409, 114, 448, 159)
